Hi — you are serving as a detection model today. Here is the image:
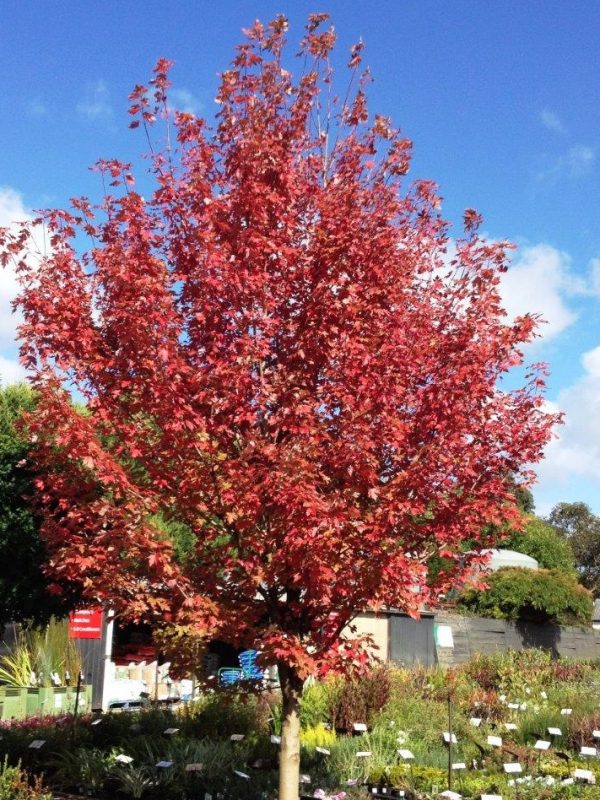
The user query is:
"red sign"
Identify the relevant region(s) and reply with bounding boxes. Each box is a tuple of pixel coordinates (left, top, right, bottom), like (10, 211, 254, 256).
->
(68, 608, 103, 639)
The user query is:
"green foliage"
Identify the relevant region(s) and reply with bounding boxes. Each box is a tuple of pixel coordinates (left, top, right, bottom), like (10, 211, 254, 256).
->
(0, 618, 82, 687)
(0, 385, 76, 627)
(0, 757, 51, 800)
(549, 502, 600, 595)
(504, 516, 576, 573)
(458, 567, 594, 625)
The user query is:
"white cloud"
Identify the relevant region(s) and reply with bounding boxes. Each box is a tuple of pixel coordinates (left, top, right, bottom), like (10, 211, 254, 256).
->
(540, 108, 565, 134)
(535, 346, 600, 494)
(169, 88, 203, 115)
(565, 145, 595, 177)
(537, 144, 595, 182)
(0, 354, 26, 386)
(499, 244, 578, 342)
(0, 186, 31, 351)
(77, 80, 113, 122)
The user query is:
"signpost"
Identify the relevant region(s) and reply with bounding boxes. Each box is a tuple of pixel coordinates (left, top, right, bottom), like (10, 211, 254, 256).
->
(68, 609, 103, 639)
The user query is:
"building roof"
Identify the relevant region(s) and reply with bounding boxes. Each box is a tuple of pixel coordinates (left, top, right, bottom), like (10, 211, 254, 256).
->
(480, 548, 539, 571)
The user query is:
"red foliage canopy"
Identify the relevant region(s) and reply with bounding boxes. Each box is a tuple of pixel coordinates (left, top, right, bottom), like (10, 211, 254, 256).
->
(1, 16, 557, 677)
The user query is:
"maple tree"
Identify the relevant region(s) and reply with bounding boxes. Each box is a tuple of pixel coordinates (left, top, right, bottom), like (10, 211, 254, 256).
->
(1, 15, 558, 799)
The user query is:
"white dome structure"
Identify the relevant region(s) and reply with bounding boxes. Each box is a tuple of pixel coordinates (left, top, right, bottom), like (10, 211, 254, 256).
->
(480, 548, 539, 571)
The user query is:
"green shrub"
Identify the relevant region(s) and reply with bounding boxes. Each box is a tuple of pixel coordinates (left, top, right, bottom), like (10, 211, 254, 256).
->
(504, 516, 576, 573)
(458, 567, 593, 625)
(0, 757, 51, 800)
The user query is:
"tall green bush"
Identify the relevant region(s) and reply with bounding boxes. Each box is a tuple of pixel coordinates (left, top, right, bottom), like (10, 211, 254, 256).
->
(458, 567, 593, 625)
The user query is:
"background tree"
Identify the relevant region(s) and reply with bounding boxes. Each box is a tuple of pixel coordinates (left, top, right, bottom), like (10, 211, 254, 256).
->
(549, 502, 600, 596)
(1, 16, 557, 800)
(0, 384, 76, 627)
(504, 515, 576, 573)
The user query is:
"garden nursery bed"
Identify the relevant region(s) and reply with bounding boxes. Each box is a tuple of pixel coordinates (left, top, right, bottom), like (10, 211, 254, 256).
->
(1, 650, 600, 799)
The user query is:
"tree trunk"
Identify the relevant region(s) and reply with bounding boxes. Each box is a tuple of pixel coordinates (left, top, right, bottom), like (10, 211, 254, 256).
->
(278, 662, 304, 800)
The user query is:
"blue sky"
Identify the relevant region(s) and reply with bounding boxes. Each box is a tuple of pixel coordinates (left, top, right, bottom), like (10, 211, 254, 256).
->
(1, 1, 599, 515)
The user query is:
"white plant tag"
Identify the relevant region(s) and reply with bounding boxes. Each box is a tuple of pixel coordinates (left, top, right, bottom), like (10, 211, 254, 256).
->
(443, 731, 457, 744)
(186, 763, 204, 772)
(300, 775, 311, 784)
(353, 722, 367, 732)
(487, 735, 502, 747)
(504, 723, 518, 731)
(439, 791, 462, 800)
(573, 768, 595, 783)
(156, 761, 173, 768)
(548, 727, 562, 736)
(593, 730, 600, 739)
(271, 735, 281, 745)
(397, 749, 414, 760)
(452, 762, 466, 770)
(164, 728, 179, 735)
(503, 763, 522, 774)
(316, 747, 330, 755)
(560, 708, 572, 715)
(507, 702, 519, 709)
(580, 746, 597, 757)
(470, 717, 482, 727)
(115, 754, 133, 764)
(29, 740, 45, 750)
(233, 770, 249, 780)
(230, 734, 245, 741)
(534, 740, 550, 751)
(356, 751, 372, 758)
(481, 795, 503, 800)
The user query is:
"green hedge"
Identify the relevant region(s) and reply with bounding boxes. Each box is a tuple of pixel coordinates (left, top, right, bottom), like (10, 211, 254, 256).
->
(457, 566, 593, 625)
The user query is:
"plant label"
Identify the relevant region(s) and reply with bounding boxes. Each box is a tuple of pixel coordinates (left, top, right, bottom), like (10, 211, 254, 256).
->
(186, 763, 204, 772)
(481, 796, 503, 800)
(271, 735, 281, 744)
(356, 751, 372, 758)
(443, 732, 457, 744)
(504, 723, 517, 731)
(300, 775, 311, 784)
(164, 728, 179, 735)
(470, 717, 482, 727)
(534, 740, 550, 751)
(593, 730, 600, 739)
(29, 740, 45, 750)
(580, 746, 597, 757)
(560, 708, 572, 715)
(560, 778, 574, 786)
(507, 702, 519, 709)
(452, 762, 466, 770)
(353, 722, 367, 732)
(439, 791, 462, 800)
(115, 754, 133, 764)
(156, 761, 173, 768)
(230, 734, 245, 741)
(91, 718, 102, 726)
(503, 763, 522, 774)
(573, 768, 595, 783)
(397, 749, 414, 760)
(487, 735, 502, 747)
(234, 770, 250, 780)
(547, 727, 562, 736)
(316, 747, 330, 755)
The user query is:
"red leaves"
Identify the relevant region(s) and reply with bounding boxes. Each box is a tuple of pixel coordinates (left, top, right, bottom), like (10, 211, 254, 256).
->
(1, 15, 560, 681)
